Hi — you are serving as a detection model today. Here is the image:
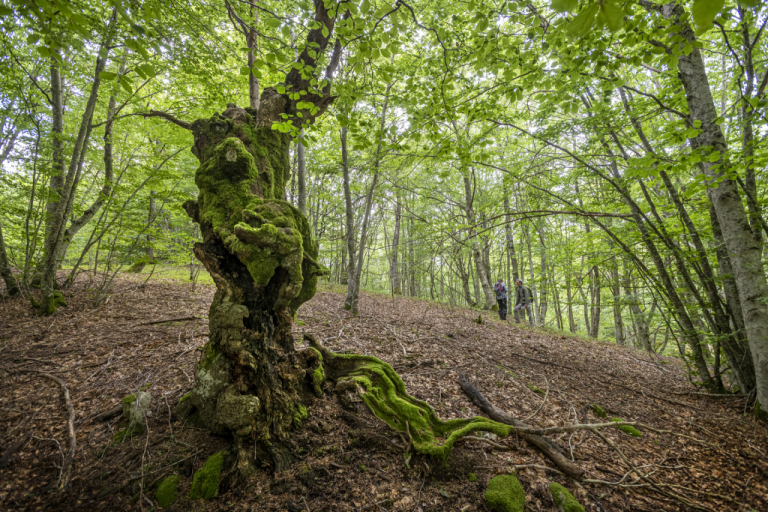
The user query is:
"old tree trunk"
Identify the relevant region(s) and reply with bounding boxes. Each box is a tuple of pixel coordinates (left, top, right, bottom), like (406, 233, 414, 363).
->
(173, 2, 541, 481)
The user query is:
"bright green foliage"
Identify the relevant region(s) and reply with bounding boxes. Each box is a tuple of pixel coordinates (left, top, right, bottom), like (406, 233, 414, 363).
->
(484, 474, 525, 512)
(327, 351, 514, 460)
(591, 404, 607, 418)
(189, 451, 225, 500)
(549, 482, 584, 512)
(610, 418, 642, 437)
(156, 475, 180, 508)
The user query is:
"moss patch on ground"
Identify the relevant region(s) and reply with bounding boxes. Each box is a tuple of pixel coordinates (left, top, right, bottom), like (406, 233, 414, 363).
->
(549, 482, 584, 512)
(591, 404, 607, 418)
(156, 475, 180, 508)
(484, 474, 525, 512)
(610, 417, 642, 437)
(189, 451, 224, 500)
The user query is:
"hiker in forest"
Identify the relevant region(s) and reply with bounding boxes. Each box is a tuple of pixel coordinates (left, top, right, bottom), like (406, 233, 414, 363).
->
(514, 279, 534, 326)
(494, 278, 507, 320)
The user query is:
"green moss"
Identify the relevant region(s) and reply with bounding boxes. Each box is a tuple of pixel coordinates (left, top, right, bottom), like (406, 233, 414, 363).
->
(549, 482, 584, 512)
(293, 404, 308, 427)
(359, 465, 367, 472)
(591, 404, 607, 418)
(755, 399, 768, 421)
(610, 417, 642, 437)
(308, 346, 323, 362)
(474, 315, 484, 324)
(123, 394, 138, 405)
(189, 451, 225, 500)
(491, 304, 499, 311)
(484, 474, 525, 512)
(192, 129, 326, 311)
(177, 393, 191, 406)
(526, 383, 545, 395)
(312, 364, 326, 397)
(199, 342, 219, 370)
(326, 350, 515, 460)
(468, 473, 477, 482)
(113, 428, 131, 444)
(296, 320, 307, 326)
(156, 475, 180, 508)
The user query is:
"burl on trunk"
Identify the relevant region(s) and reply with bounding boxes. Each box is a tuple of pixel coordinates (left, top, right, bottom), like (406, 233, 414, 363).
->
(178, 93, 327, 472)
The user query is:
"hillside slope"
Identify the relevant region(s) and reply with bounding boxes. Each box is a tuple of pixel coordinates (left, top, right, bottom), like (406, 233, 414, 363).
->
(1, 276, 766, 511)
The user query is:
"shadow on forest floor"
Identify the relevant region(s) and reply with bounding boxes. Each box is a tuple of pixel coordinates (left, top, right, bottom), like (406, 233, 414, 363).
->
(1, 273, 766, 511)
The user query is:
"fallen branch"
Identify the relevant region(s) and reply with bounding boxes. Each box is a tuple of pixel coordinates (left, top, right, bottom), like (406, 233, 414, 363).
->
(134, 315, 202, 327)
(458, 373, 585, 480)
(139, 110, 191, 130)
(24, 372, 76, 491)
(91, 405, 123, 423)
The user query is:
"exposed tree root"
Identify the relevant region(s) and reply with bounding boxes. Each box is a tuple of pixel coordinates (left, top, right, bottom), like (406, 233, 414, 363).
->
(307, 334, 515, 460)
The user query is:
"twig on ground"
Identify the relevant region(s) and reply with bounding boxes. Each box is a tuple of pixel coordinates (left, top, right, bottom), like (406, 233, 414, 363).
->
(22, 371, 76, 491)
(134, 315, 201, 327)
(174, 365, 192, 383)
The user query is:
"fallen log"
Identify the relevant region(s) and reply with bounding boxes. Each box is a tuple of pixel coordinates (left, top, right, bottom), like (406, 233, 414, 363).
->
(458, 372, 585, 480)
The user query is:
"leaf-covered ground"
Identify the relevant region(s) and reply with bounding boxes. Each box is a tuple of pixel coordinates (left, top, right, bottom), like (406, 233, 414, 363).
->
(1, 274, 766, 511)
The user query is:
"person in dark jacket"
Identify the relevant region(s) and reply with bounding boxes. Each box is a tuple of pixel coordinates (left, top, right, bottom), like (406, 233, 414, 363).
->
(494, 278, 507, 320)
(514, 279, 534, 326)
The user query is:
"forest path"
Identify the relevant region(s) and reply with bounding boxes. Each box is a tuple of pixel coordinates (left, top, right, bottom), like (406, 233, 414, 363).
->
(0, 274, 766, 511)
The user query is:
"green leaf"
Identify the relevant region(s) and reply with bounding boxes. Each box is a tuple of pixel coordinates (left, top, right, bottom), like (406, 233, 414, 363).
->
(737, 0, 758, 7)
(99, 71, 117, 81)
(277, 85, 286, 94)
(692, 0, 725, 29)
(0, 6, 12, 16)
(551, 0, 578, 13)
(598, 2, 624, 32)
(322, 25, 329, 38)
(361, 0, 371, 14)
(139, 63, 156, 77)
(266, 18, 281, 28)
(567, 4, 599, 37)
(27, 33, 40, 44)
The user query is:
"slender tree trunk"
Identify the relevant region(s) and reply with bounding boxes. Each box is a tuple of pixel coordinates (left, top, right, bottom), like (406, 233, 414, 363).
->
(247, 2, 260, 110)
(462, 174, 495, 309)
(503, 188, 519, 283)
(297, 129, 306, 214)
(391, 195, 401, 294)
(346, 82, 392, 314)
(341, 126, 356, 299)
(611, 262, 625, 345)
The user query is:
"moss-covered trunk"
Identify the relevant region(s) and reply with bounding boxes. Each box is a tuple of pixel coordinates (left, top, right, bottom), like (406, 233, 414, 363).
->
(179, 100, 325, 471)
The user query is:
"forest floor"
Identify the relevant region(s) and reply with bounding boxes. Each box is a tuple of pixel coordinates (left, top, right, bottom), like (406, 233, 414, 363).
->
(1, 273, 767, 512)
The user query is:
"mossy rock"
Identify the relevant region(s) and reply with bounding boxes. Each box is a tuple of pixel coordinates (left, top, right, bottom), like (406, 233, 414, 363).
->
(484, 474, 525, 512)
(156, 475, 180, 508)
(591, 404, 607, 418)
(189, 451, 225, 500)
(549, 482, 584, 512)
(609, 417, 642, 437)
